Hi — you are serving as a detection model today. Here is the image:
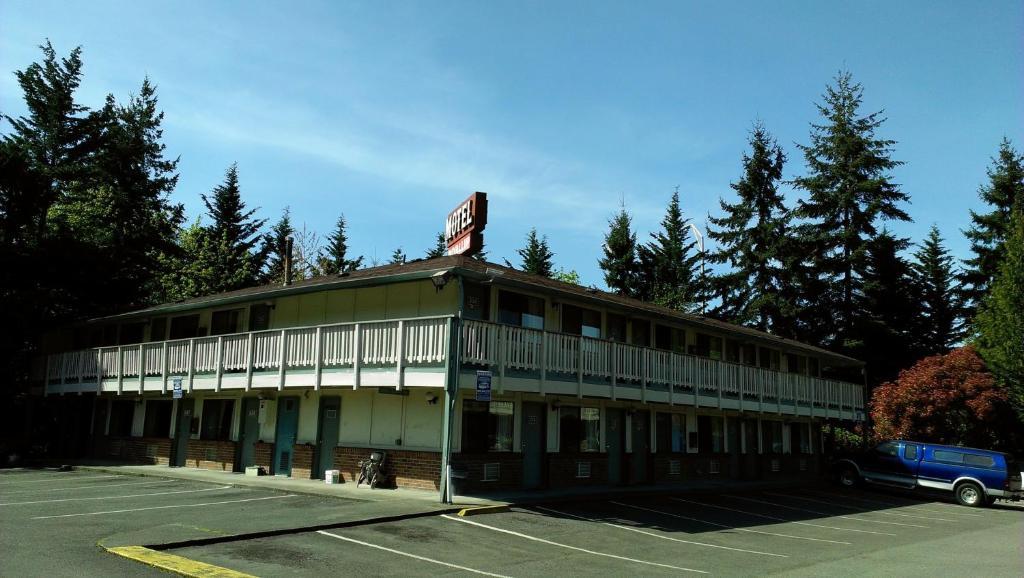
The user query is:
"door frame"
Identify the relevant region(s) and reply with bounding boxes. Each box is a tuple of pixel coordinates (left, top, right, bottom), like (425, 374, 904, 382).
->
(314, 396, 341, 479)
(521, 401, 547, 490)
(273, 396, 300, 476)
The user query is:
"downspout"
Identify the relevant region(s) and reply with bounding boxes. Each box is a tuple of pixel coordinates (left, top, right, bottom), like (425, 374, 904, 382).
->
(439, 272, 464, 503)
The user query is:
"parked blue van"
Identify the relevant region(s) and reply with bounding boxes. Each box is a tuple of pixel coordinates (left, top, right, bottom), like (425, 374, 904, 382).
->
(835, 440, 1022, 507)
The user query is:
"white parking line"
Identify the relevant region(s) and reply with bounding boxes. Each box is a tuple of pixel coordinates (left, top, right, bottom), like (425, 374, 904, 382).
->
(766, 493, 957, 522)
(806, 490, 984, 517)
(442, 514, 707, 574)
(0, 475, 121, 486)
(610, 501, 851, 545)
(318, 530, 511, 577)
(0, 479, 176, 495)
(669, 498, 897, 537)
(734, 496, 925, 528)
(0, 485, 233, 506)
(536, 505, 786, 557)
(32, 494, 295, 519)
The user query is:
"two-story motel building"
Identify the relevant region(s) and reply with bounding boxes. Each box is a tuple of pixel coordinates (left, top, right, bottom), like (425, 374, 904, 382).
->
(39, 254, 865, 498)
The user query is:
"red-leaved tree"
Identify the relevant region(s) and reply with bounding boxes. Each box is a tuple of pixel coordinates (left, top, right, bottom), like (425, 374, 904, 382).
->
(870, 346, 1012, 449)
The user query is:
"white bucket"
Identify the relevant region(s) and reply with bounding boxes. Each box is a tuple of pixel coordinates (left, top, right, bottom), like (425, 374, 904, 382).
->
(325, 469, 340, 484)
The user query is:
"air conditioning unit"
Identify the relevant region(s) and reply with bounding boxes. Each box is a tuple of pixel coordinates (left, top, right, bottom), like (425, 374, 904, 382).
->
(482, 463, 500, 482)
(771, 458, 781, 472)
(799, 458, 808, 472)
(669, 459, 682, 476)
(576, 461, 592, 479)
(709, 459, 721, 474)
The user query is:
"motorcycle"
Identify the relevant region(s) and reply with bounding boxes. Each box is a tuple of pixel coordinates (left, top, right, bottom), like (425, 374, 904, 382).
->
(357, 450, 389, 489)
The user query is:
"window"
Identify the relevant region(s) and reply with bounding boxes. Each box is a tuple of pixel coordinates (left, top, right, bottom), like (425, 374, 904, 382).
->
(461, 400, 514, 452)
(559, 406, 600, 453)
(630, 319, 650, 347)
(876, 442, 899, 457)
(791, 423, 811, 454)
(725, 340, 741, 364)
(693, 333, 722, 360)
(933, 449, 964, 464)
(109, 400, 135, 437)
(808, 357, 820, 377)
(562, 305, 601, 338)
(903, 444, 919, 460)
(463, 282, 491, 321)
(963, 454, 996, 468)
(169, 315, 200, 340)
(656, 413, 686, 453)
(697, 415, 724, 453)
(249, 304, 272, 332)
(143, 400, 173, 438)
(655, 325, 672, 351)
(762, 420, 783, 454)
(119, 322, 146, 345)
(607, 314, 627, 342)
(786, 353, 807, 375)
(741, 343, 757, 366)
(758, 347, 781, 371)
(498, 291, 545, 329)
(200, 399, 235, 441)
(211, 309, 243, 336)
(149, 318, 167, 342)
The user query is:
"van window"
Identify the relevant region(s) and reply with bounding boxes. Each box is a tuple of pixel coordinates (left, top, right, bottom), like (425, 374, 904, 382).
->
(903, 444, 919, 460)
(963, 454, 996, 468)
(933, 449, 965, 464)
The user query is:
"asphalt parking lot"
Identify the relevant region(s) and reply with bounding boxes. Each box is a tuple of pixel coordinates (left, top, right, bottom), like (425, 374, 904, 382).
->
(174, 487, 1024, 577)
(2, 468, 1022, 577)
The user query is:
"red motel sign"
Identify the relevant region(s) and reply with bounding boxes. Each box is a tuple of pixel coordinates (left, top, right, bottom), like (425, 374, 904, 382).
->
(445, 192, 487, 256)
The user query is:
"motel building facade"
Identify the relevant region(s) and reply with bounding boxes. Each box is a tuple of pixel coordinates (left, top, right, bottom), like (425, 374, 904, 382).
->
(37, 253, 865, 500)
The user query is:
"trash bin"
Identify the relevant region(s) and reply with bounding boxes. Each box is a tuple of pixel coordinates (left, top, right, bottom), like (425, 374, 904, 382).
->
(450, 467, 468, 498)
(325, 469, 341, 484)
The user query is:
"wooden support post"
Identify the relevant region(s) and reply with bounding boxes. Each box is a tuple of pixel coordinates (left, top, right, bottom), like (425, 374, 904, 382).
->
(641, 349, 648, 403)
(610, 342, 617, 402)
(353, 323, 361, 389)
(245, 333, 255, 391)
(278, 330, 287, 391)
(215, 335, 224, 393)
(314, 327, 322, 391)
(395, 321, 405, 390)
(539, 330, 547, 395)
(96, 350, 103, 394)
(138, 344, 145, 394)
(117, 346, 124, 395)
(187, 339, 195, 393)
(161, 342, 168, 395)
(577, 337, 584, 400)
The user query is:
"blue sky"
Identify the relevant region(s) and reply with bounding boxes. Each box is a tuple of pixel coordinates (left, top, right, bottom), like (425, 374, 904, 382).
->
(3, 1, 1022, 286)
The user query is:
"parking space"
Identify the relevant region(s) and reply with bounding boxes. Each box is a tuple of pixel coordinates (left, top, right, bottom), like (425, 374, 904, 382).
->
(174, 487, 1024, 577)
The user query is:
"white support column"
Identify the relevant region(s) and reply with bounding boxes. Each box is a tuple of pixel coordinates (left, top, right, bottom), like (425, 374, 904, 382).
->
(497, 325, 506, 392)
(539, 330, 547, 395)
(116, 346, 124, 395)
(576, 337, 584, 399)
(396, 320, 405, 390)
(187, 339, 195, 393)
(717, 363, 723, 409)
(96, 350, 103, 394)
(641, 349, 648, 403)
(667, 354, 674, 406)
(277, 330, 287, 391)
(161, 342, 168, 394)
(610, 342, 617, 402)
(314, 326, 323, 391)
(245, 333, 255, 391)
(353, 323, 361, 389)
(138, 344, 145, 394)
(215, 335, 224, 393)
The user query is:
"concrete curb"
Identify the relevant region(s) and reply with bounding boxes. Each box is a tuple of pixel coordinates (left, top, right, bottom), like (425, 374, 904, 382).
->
(104, 545, 254, 577)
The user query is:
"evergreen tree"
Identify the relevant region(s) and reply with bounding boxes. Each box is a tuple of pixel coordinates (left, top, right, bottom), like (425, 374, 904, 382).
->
(390, 247, 407, 265)
(262, 207, 294, 284)
(961, 138, 1024, 319)
(975, 202, 1024, 420)
(319, 214, 362, 274)
(853, 230, 921, 385)
(155, 219, 218, 302)
(518, 228, 554, 277)
(200, 164, 265, 292)
(425, 232, 446, 258)
(636, 189, 701, 311)
(792, 71, 910, 348)
(598, 202, 639, 296)
(707, 123, 796, 333)
(913, 225, 964, 355)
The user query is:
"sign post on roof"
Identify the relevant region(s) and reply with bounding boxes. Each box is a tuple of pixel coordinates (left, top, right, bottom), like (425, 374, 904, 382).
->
(445, 192, 487, 257)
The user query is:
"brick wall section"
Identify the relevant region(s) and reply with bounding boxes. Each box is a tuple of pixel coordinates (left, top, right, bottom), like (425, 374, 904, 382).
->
(254, 442, 273, 473)
(333, 447, 441, 490)
(548, 453, 608, 487)
(101, 436, 171, 465)
(184, 440, 236, 471)
(452, 453, 523, 492)
(291, 445, 314, 479)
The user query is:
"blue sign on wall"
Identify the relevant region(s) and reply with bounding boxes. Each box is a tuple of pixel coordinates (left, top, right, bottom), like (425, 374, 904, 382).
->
(172, 377, 183, 399)
(475, 370, 492, 402)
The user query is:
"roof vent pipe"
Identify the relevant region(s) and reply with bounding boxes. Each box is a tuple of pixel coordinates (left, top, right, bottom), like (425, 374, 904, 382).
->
(283, 235, 294, 286)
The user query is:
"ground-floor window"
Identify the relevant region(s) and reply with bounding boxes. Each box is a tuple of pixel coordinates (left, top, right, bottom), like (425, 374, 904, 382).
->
(791, 422, 812, 454)
(462, 400, 515, 452)
(762, 420, 783, 454)
(143, 400, 173, 438)
(200, 399, 235, 441)
(656, 413, 686, 452)
(697, 415, 725, 453)
(559, 406, 600, 452)
(108, 400, 135, 437)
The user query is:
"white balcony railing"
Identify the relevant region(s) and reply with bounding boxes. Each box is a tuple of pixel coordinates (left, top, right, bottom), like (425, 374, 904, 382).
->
(460, 319, 864, 414)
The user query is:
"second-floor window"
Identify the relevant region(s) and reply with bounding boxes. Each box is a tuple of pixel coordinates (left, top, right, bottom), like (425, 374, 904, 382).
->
(562, 304, 601, 338)
(498, 291, 544, 330)
(169, 315, 200, 340)
(211, 309, 243, 336)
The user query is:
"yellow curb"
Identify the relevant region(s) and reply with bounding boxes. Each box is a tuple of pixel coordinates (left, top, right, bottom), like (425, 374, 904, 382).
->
(457, 505, 510, 517)
(106, 545, 255, 578)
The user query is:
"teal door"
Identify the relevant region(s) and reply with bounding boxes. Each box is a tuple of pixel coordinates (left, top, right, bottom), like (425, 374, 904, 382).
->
(171, 399, 194, 467)
(273, 397, 300, 476)
(521, 402, 545, 489)
(606, 408, 624, 485)
(314, 397, 341, 479)
(630, 411, 650, 484)
(236, 398, 260, 472)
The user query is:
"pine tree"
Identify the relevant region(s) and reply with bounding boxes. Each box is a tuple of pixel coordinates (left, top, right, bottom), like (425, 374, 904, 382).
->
(792, 71, 910, 349)
(636, 189, 701, 311)
(853, 230, 921, 385)
(707, 123, 796, 333)
(518, 228, 554, 277)
(262, 207, 294, 284)
(390, 247, 407, 265)
(914, 225, 964, 355)
(425, 232, 446, 258)
(319, 214, 362, 274)
(155, 219, 219, 302)
(975, 202, 1024, 420)
(961, 138, 1024, 319)
(598, 202, 639, 296)
(200, 164, 265, 292)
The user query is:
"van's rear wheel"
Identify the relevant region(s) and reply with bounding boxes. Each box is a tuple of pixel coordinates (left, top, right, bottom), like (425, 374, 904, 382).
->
(954, 482, 984, 507)
(838, 465, 859, 488)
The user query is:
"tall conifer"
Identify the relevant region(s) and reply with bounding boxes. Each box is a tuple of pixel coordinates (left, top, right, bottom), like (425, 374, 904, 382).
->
(637, 190, 701, 311)
(425, 232, 446, 258)
(598, 203, 639, 296)
(319, 214, 363, 274)
(914, 226, 964, 355)
(200, 163, 265, 292)
(518, 228, 554, 277)
(262, 207, 294, 284)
